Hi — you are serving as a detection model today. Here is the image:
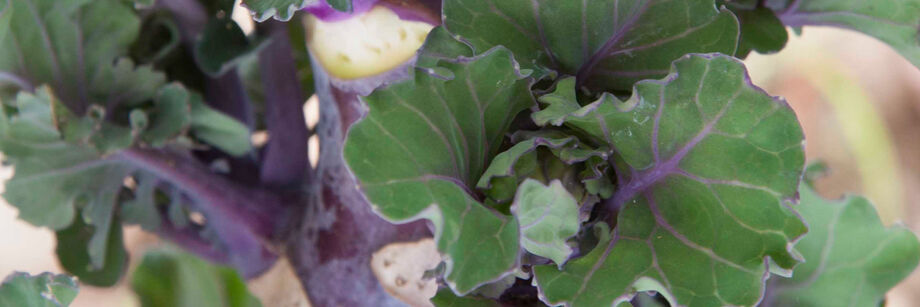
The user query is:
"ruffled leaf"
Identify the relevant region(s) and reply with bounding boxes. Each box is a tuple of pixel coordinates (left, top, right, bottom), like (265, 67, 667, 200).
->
(511, 179, 580, 267)
(442, 0, 739, 91)
(532, 54, 806, 306)
(344, 47, 533, 294)
(765, 184, 920, 306)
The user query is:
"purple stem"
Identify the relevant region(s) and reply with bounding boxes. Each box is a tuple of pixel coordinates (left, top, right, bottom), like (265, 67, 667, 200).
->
(119, 148, 284, 277)
(257, 20, 309, 188)
(285, 56, 431, 307)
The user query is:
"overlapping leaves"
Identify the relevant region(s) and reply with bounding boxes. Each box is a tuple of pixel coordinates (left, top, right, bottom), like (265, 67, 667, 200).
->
(344, 46, 532, 294)
(0, 0, 252, 286)
(728, 0, 920, 68)
(443, 0, 739, 91)
(531, 54, 806, 306)
(766, 183, 920, 306)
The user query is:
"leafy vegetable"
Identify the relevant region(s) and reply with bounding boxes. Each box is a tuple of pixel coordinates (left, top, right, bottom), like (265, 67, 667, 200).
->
(511, 179, 580, 266)
(344, 47, 533, 294)
(442, 0, 739, 90)
(1, 0, 919, 305)
(765, 184, 920, 306)
(532, 54, 806, 306)
(132, 248, 262, 307)
(0, 272, 78, 307)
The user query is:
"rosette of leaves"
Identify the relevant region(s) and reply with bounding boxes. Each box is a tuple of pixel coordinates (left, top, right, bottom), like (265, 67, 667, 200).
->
(345, 1, 805, 306)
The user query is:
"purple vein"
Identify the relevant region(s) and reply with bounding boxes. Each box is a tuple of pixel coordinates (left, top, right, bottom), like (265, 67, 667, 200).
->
(529, 0, 559, 68)
(604, 16, 727, 58)
(23, 0, 64, 95)
(575, 0, 651, 87)
(608, 83, 743, 211)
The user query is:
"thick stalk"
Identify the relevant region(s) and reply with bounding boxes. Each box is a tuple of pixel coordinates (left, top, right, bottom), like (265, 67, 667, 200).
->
(286, 57, 431, 307)
(257, 20, 309, 187)
(119, 148, 285, 277)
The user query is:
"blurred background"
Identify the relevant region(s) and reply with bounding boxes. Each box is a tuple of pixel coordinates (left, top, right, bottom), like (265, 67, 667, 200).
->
(1, 17, 919, 307)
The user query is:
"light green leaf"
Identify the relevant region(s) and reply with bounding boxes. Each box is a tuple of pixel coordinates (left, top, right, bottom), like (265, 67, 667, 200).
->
(773, 0, 920, 68)
(511, 179, 580, 266)
(0, 272, 78, 307)
(188, 92, 253, 156)
(532, 54, 806, 306)
(344, 47, 533, 294)
(443, 0, 739, 91)
(766, 184, 920, 307)
(132, 248, 262, 307)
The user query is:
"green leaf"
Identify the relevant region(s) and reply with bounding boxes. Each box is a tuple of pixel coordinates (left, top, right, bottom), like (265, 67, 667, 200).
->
(55, 210, 129, 287)
(766, 184, 920, 306)
(416, 27, 475, 79)
(532, 54, 806, 306)
(327, 0, 351, 12)
(0, 0, 153, 109)
(0, 272, 78, 307)
(733, 6, 788, 57)
(430, 288, 501, 307)
(242, 0, 312, 22)
(188, 91, 253, 156)
(511, 179, 580, 266)
(0, 87, 134, 271)
(442, 0, 739, 91)
(0, 86, 200, 276)
(476, 132, 607, 208)
(774, 0, 920, 68)
(344, 47, 533, 294)
(132, 248, 262, 307)
(194, 17, 268, 77)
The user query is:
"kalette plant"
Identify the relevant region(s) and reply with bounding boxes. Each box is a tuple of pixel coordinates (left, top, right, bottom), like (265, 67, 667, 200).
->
(0, 0, 918, 306)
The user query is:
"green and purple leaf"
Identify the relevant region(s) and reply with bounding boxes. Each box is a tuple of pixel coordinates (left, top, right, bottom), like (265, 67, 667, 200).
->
(532, 54, 806, 306)
(344, 47, 533, 294)
(765, 183, 920, 307)
(443, 0, 739, 91)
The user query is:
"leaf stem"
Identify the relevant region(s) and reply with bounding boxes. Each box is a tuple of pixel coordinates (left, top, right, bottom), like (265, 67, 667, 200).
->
(257, 20, 309, 188)
(118, 147, 285, 276)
